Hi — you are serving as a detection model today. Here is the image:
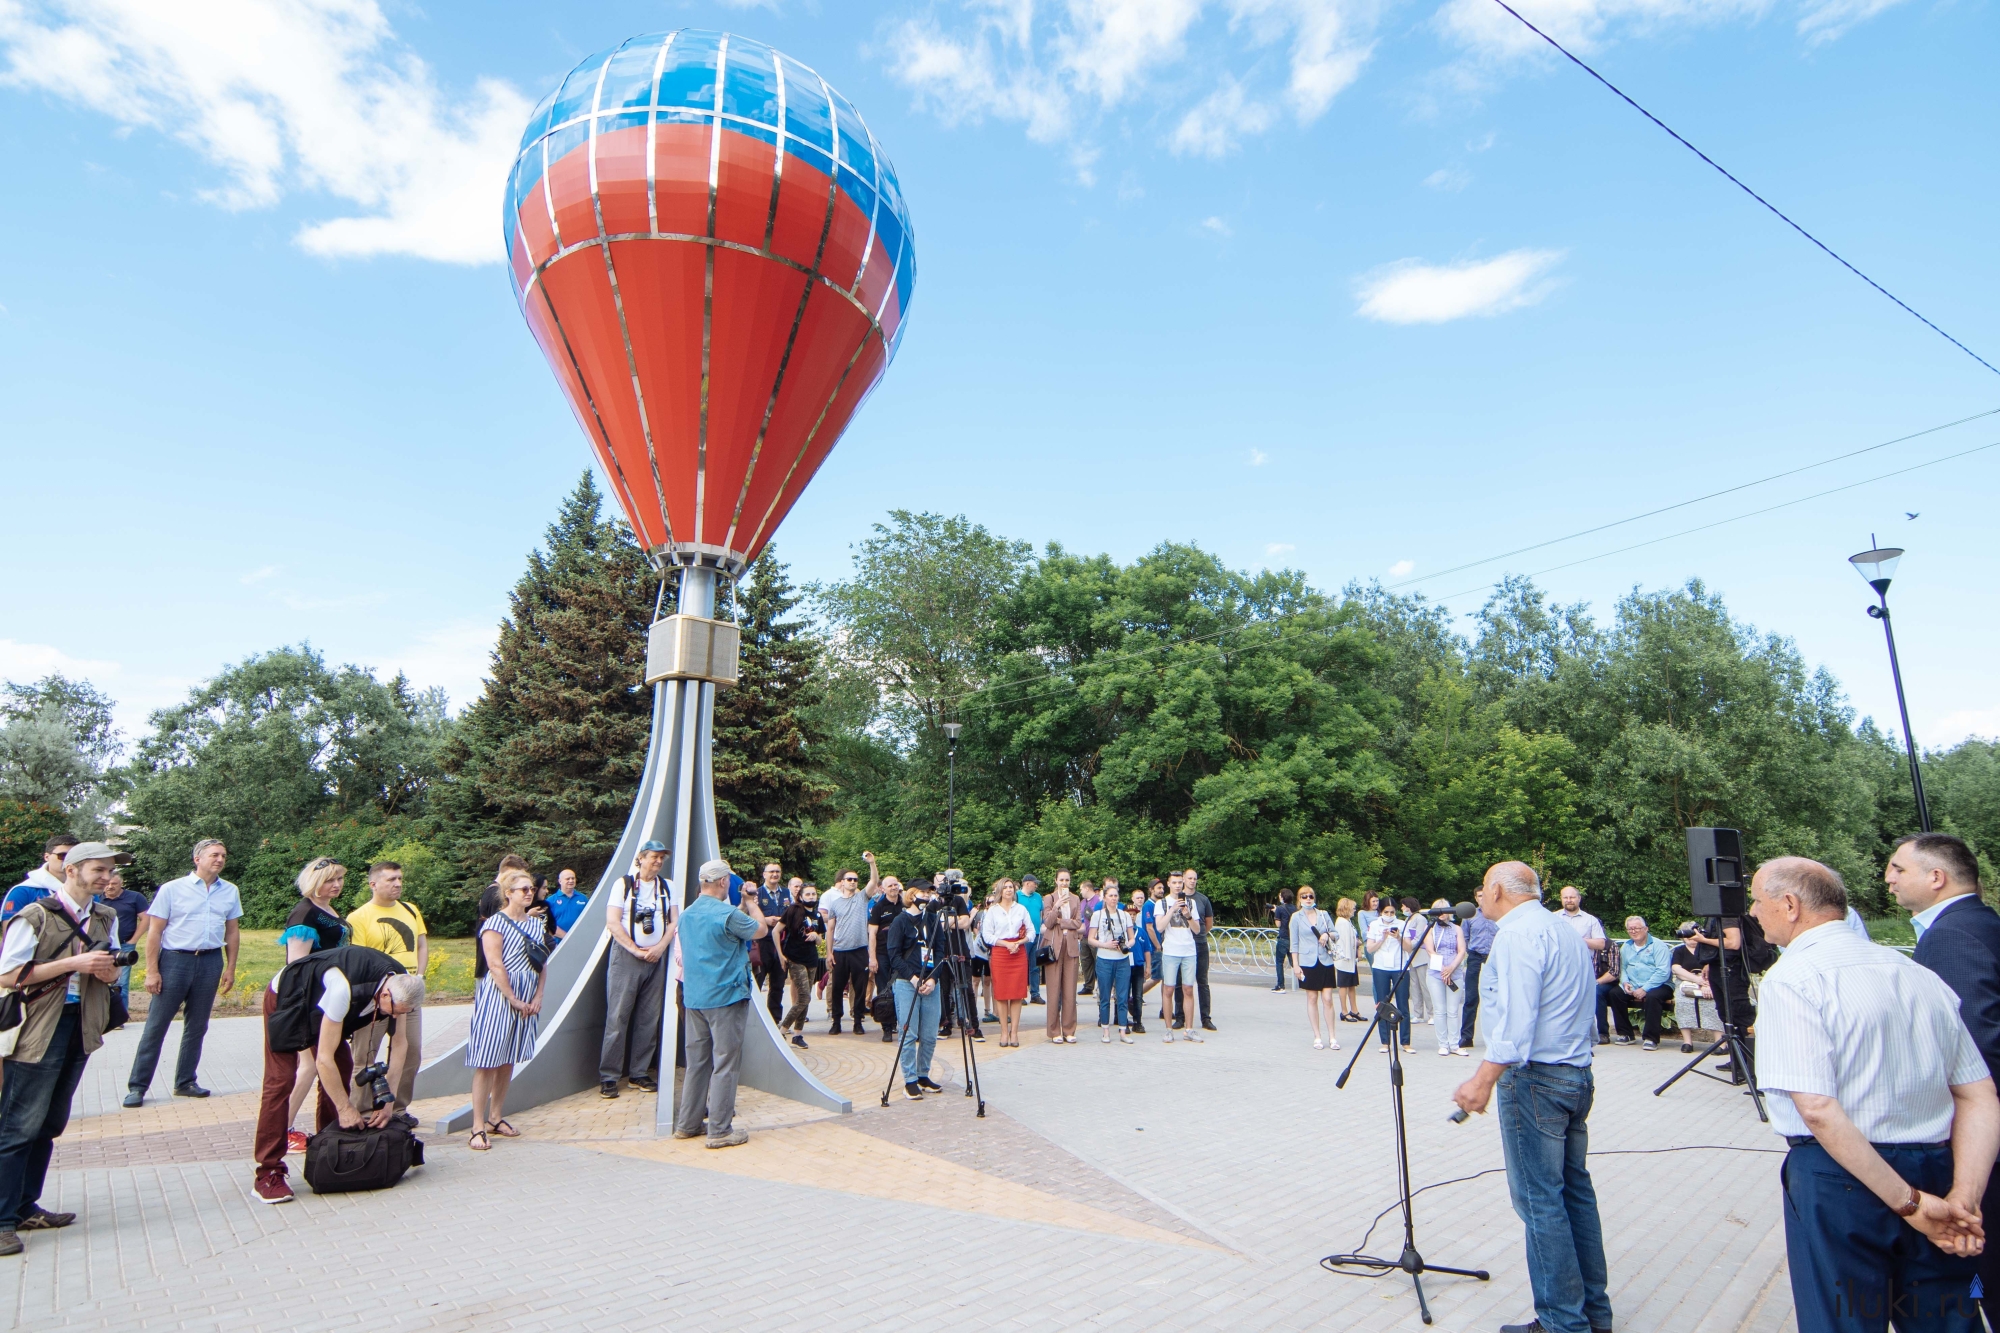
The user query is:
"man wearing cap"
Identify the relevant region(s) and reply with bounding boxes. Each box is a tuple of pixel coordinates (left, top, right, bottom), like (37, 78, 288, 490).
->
(672, 858, 767, 1148)
(599, 840, 675, 1099)
(124, 837, 240, 1107)
(0, 842, 124, 1253)
(1, 835, 80, 924)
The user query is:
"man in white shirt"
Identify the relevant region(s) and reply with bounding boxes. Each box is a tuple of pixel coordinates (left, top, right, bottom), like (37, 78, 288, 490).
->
(599, 840, 676, 1099)
(1751, 855, 1997, 1332)
(1156, 881, 1202, 1044)
(124, 838, 241, 1107)
(1555, 886, 1606, 954)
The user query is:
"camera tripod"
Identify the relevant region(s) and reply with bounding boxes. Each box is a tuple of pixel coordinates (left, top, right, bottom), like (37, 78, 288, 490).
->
(1653, 918, 1766, 1121)
(1323, 910, 1489, 1325)
(877, 901, 985, 1116)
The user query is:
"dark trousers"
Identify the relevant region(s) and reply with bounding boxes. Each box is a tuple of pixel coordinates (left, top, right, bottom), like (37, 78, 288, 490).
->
(0, 1007, 90, 1230)
(1459, 951, 1487, 1046)
(127, 947, 222, 1095)
(828, 948, 869, 1028)
(755, 960, 784, 1025)
(1610, 985, 1675, 1042)
(1980, 1169, 2000, 1331)
(1594, 981, 1621, 1041)
(1782, 1139, 1978, 1332)
(1371, 968, 1414, 1046)
(1274, 943, 1291, 990)
(253, 986, 350, 1175)
(1173, 936, 1215, 1027)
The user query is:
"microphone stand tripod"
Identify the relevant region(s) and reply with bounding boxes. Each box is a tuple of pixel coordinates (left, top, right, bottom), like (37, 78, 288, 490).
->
(1323, 909, 1490, 1325)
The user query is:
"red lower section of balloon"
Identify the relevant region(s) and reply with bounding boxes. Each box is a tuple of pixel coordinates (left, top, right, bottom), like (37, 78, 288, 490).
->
(513, 121, 897, 565)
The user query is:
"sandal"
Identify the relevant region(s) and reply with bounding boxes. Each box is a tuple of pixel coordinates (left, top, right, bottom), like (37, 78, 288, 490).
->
(490, 1118, 521, 1138)
(468, 1129, 491, 1151)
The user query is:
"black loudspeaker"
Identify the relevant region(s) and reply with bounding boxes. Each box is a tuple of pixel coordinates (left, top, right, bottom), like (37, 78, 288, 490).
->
(1686, 827, 1748, 917)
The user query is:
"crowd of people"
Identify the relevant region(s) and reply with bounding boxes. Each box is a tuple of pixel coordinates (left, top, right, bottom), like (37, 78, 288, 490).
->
(12, 824, 2000, 1333)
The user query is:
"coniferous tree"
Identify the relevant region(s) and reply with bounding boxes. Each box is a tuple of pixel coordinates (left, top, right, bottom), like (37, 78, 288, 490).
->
(712, 546, 835, 874)
(441, 472, 661, 885)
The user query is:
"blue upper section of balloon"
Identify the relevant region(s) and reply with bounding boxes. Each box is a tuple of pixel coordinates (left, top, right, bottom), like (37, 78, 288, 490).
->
(505, 30, 915, 333)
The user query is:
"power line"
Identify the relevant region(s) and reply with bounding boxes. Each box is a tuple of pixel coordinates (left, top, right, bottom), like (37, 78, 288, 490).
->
(1486, 0, 2000, 380)
(1426, 438, 2000, 605)
(1384, 405, 2000, 594)
(939, 411, 1996, 713)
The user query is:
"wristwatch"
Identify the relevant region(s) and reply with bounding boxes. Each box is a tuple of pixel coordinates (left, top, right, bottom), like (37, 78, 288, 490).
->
(1894, 1184, 1921, 1218)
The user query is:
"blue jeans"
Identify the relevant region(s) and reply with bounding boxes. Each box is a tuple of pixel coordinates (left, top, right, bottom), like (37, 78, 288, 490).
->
(1783, 1139, 1978, 1332)
(1497, 1063, 1611, 1333)
(1027, 956, 1043, 1002)
(127, 947, 222, 1094)
(0, 1005, 91, 1229)
(1095, 956, 1131, 1027)
(1371, 968, 1413, 1046)
(892, 979, 940, 1084)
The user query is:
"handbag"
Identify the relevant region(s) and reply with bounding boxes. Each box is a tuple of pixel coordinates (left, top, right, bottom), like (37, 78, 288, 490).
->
(302, 1122, 425, 1194)
(500, 915, 550, 973)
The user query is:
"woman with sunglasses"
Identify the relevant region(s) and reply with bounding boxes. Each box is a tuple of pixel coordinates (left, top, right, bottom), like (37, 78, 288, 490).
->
(1288, 887, 1341, 1049)
(465, 868, 546, 1150)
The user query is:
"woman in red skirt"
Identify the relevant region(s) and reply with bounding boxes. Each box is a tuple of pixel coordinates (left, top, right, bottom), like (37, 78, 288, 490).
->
(981, 879, 1034, 1046)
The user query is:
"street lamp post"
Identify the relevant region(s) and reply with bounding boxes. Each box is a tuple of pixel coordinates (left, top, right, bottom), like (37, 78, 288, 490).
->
(943, 722, 962, 869)
(1848, 543, 1931, 832)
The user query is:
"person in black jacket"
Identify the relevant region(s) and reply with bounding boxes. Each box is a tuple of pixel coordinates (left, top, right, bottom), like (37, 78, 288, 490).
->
(1894, 831, 2000, 1322)
(885, 880, 951, 1101)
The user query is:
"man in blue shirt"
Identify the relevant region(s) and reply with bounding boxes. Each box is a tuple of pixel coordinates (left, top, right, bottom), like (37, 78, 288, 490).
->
(2, 835, 78, 924)
(125, 838, 242, 1107)
(1458, 904, 1499, 1051)
(545, 868, 588, 940)
(1017, 875, 1045, 1004)
(1609, 916, 1675, 1050)
(1453, 861, 1609, 1333)
(672, 858, 767, 1149)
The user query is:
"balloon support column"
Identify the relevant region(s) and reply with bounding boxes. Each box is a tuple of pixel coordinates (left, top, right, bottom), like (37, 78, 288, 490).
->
(413, 565, 850, 1133)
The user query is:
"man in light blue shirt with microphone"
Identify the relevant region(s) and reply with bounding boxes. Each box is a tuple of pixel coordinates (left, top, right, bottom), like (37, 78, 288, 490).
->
(1452, 860, 1608, 1333)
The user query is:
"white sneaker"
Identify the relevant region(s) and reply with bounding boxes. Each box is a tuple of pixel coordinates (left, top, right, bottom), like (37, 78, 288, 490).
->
(1164, 1030, 1175, 1043)
(1439, 1047, 1452, 1056)
(1329, 1038, 1341, 1050)
(1186, 1030, 1204, 1043)
(1101, 1027, 1112, 1044)
(1120, 1030, 1134, 1044)
(1313, 1037, 1325, 1050)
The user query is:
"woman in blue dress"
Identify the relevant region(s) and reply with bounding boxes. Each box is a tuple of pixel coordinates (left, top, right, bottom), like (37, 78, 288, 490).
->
(465, 868, 546, 1150)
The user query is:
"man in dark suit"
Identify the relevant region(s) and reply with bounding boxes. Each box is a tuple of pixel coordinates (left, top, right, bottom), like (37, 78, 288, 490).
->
(1896, 831, 2000, 1325)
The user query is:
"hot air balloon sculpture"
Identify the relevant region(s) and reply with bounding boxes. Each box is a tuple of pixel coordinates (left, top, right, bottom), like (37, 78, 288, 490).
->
(416, 30, 912, 1131)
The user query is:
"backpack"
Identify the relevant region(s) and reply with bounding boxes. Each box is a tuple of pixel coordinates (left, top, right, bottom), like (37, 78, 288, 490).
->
(302, 1122, 425, 1194)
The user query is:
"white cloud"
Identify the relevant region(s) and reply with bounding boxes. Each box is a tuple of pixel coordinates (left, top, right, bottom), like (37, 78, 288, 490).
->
(1070, 142, 1101, 185)
(371, 619, 497, 714)
(887, 0, 1375, 159)
(1248, 446, 1267, 464)
(1388, 558, 1415, 575)
(239, 564, 280, 585)
(1202, 216, 1234, 237)
(1354, 248, 1565, 324)
(0, 638, 120, 685)
(1930, 708, 2000, 746)
(1435, 0, 1771, 61)
(1424, 165, 1471, 190)
(1266, 541, 1295, 556)
(1171, 79, 1275, 157)
(0, 0, 531, 264)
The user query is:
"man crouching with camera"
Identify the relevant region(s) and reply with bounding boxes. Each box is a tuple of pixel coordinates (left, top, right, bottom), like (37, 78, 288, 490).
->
(0, 842, 129, 1253)
(253, 944, 425, 1204)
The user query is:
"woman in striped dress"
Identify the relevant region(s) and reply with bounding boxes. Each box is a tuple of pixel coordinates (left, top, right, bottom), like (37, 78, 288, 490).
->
(465, 868, 545, 1151)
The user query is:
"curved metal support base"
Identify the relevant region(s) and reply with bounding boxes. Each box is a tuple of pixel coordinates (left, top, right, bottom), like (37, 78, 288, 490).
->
(415, 664, 848, 1131)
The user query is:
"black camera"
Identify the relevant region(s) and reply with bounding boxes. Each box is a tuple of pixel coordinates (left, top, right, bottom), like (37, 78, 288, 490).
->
(631, 905, 657, 932)
(354, 1061, 393, 1112)
(96, 941, 140, 968)
(1674, 923, 1700, 940)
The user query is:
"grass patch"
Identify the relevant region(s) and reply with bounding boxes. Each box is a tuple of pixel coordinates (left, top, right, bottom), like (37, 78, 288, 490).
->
(132, 930, 482, 1011)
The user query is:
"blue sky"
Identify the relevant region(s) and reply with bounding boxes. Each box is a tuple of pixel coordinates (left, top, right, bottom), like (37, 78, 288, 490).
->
(2, 0, 1995, 756)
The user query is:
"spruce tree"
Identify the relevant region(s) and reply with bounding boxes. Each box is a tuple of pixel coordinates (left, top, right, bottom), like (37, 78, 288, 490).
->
(441, 472, 661, 884)
(712, 546, 835, 874)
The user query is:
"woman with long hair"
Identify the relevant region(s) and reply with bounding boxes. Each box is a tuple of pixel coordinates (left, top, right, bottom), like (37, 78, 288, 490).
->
(465, 868, 546, 1150)
(1332, 898, 1363, 1022)
(981, 880, 1033, 1046)
(1042, 878, 1085, 1042)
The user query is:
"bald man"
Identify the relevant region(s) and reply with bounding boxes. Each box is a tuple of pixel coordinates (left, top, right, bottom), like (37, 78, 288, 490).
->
(1453, 861, 1609, 1333)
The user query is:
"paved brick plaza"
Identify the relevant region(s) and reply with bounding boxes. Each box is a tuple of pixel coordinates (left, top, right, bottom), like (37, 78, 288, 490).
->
(6, 979, 1794, 1331)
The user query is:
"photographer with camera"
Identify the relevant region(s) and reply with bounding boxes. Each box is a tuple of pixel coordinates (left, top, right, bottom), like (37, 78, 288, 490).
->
(253, 944, 425, 1204)
(1687, 913, 1772, 1080)
(0, 842, 126, 1252)
(886, 877, 952, 1099)
(672, 859, 767, 1148)
(599, 840, 675, 1099)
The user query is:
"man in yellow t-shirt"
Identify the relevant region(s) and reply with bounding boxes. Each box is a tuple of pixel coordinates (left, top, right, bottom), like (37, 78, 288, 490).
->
(345, 862, 428, 1118)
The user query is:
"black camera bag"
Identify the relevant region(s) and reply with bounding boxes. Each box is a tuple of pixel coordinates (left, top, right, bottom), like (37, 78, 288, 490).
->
(869, 991, 898, 1028)
(303, 1122, 425, 1194)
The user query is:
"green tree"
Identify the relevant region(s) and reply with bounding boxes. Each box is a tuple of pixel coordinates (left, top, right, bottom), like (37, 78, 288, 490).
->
(712, 546, 837, 872)
(123, 647, 451, 887)
(0, 799, 72, 884)
(441, 471, 658, 886)
(0, 674, 123, 827)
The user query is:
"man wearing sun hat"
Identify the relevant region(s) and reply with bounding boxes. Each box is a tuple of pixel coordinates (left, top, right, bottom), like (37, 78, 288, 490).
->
(0, 841, 127, 1254)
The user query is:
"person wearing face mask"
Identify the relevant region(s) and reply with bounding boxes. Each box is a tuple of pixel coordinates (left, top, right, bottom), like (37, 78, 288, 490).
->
(885, 878, 951, 1099)
(775, 886, 823, 1049)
